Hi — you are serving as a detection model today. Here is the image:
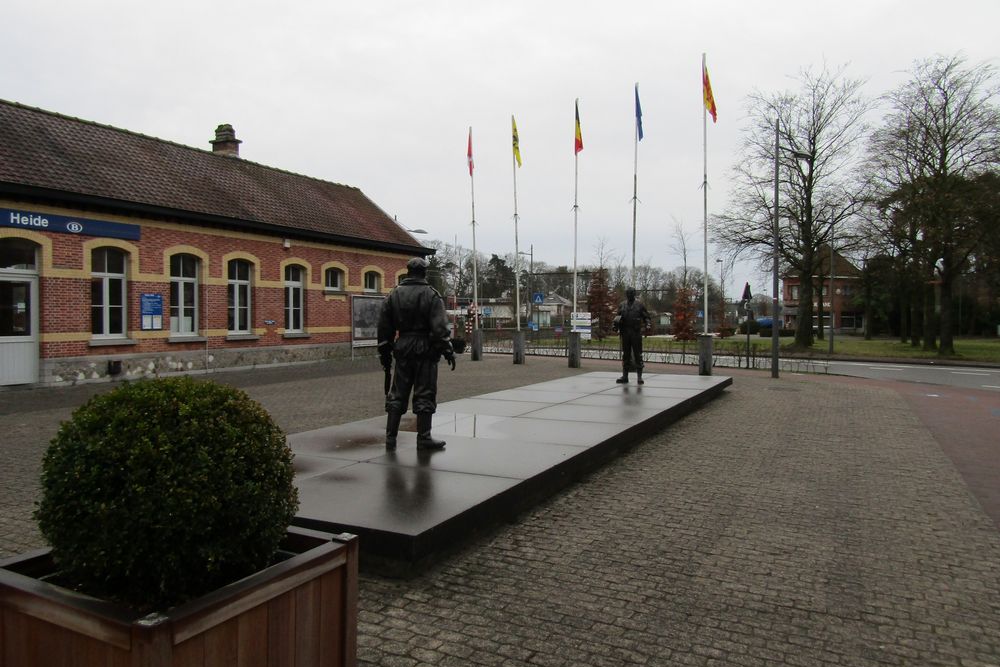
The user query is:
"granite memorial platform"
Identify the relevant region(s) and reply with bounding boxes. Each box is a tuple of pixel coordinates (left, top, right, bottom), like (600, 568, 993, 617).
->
(290, 371, 731, 571)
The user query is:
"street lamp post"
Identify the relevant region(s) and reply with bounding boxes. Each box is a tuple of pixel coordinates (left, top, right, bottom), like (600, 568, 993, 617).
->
(715, 258, 725, 329)
(772, 121, 781, 379)
(518, 245, 534, 331)
(393, 215, 427, 237)
(829, 223, 835, 357)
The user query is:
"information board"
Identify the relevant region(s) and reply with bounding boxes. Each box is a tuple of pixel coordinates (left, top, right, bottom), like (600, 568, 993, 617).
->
(140, 293, 163, 331)
(351, 294, 384, 347)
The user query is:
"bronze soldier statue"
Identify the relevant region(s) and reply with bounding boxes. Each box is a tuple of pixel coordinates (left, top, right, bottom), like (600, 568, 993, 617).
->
(378, 257, 456, 450)
(613, 287, 651, 385)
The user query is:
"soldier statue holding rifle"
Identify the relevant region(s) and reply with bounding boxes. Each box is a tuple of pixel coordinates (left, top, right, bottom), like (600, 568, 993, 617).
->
(377, 257, 456, 450)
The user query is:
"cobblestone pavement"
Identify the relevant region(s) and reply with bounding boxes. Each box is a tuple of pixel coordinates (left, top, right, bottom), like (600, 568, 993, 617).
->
(3, 356, 1000, 666)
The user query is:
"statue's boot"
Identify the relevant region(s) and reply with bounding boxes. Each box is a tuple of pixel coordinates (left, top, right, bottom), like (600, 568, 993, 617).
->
(416, 413, 446, 450)
(637, 369, 644, 385)
(385, 409, 403, 450)
(616, 369, 629, 384)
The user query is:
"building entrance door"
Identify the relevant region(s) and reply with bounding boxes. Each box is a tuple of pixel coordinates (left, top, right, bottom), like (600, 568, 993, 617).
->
(0, 274, 39, 385)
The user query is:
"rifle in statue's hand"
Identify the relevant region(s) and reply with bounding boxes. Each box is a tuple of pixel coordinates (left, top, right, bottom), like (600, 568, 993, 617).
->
(379, 345, 393, 396)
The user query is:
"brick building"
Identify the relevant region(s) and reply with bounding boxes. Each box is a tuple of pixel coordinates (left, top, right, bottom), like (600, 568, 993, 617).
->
(0, 100, 428, 386)
(782, 246, 863, 334)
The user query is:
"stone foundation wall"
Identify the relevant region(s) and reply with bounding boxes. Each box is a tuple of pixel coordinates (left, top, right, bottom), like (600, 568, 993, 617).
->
(39, 342, 377, 386)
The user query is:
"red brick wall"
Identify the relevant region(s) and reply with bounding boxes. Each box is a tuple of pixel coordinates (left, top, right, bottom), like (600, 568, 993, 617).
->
(3, 206, 412, 360)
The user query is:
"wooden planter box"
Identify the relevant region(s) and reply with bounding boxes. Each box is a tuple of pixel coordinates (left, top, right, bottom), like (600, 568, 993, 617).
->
(0, 527, 357, 667)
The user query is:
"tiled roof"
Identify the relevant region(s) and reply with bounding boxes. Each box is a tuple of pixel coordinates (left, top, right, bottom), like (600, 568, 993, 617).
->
(0, 100, 425, 252)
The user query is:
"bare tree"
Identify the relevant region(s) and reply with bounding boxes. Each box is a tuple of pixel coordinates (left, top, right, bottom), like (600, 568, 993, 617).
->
(592, 237, 620, 271)
(866, 54, 1000, 355)
(669, 217, 695, 289)
(714, 64, 871, 348)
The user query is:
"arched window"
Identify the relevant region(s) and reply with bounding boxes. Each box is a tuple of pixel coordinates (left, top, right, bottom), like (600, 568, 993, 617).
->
(363, 271, 381, 293)
(324, 267, 344, 291)
(0, 238, 37, 271)
(0, 239, 39, 339)
(170, 254, 199, 335)
(227, 259, 252, 334)
(91, 247, 127, 337)
(284, 264, 305, 332)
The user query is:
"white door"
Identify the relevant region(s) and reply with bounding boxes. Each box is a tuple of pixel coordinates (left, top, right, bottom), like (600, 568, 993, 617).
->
(0, 275, 39, 385)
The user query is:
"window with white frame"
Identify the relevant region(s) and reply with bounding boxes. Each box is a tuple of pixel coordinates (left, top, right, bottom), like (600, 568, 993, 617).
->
(227, 259, 252, 333)
(364, 271, 381, 293)
(284, 264, 305, 332)
(324, 267, 344, 290)
(170, 254, 199, 335)
(91, 247, 127, 337)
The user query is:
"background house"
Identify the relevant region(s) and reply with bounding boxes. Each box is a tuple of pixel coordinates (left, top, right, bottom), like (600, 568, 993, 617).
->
(782, 246, 863, 334)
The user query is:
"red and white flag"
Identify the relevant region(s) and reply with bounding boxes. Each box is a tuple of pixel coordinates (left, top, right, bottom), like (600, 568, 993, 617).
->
(467, 127, 474, 176)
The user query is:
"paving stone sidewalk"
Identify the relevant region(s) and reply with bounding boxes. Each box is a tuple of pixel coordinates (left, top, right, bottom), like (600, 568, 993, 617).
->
(2, 356, 999, 666)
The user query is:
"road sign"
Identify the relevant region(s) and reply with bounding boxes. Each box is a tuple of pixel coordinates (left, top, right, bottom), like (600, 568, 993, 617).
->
(570, 312, 592, 339)
(532, 292, 544, 305)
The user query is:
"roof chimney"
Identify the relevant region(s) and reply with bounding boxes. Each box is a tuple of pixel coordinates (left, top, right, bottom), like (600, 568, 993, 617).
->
(210, 124, 242, 157)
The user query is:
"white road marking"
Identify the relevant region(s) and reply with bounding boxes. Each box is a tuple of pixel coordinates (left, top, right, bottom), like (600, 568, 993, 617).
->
(951, 371, 990, 376)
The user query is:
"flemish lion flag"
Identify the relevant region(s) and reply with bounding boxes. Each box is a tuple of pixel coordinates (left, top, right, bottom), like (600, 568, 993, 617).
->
(512, 115, 522, 167)
(703, 61, 718, 123)
(467, 127, 474, 176)
(574, 99, 584, 154)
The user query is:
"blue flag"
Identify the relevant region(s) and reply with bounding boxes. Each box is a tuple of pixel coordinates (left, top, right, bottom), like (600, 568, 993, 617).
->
(634, 83, 644, 141)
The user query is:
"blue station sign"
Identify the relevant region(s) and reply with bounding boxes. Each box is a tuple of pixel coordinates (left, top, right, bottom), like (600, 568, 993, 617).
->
(2, 208, 141, 241)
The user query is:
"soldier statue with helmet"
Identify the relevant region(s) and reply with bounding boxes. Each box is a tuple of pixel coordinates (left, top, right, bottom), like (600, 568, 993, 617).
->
(377, 257, 457, 450)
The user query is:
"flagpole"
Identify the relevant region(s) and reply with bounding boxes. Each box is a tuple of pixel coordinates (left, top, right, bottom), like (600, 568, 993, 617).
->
(573, 154, 579, 316)
(632, 83, 639, 286)
(573, 100, 580, 316)
(469, 127, 479, 333)
(702, 54, 709, 335)
(513, 119, 521, 333)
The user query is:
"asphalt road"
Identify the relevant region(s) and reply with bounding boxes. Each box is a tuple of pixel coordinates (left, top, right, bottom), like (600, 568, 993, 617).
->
(806, 359, 1000, 390)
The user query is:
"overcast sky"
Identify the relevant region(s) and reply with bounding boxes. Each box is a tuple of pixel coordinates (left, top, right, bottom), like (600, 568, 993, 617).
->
(4, 1, 999, 296)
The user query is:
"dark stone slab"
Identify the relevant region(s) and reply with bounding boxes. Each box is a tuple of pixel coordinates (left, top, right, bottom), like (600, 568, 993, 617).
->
(290, 372, 731, 571)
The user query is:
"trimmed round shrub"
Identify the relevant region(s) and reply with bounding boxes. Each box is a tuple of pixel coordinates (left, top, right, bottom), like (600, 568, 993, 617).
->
(35, 377, 299, 610)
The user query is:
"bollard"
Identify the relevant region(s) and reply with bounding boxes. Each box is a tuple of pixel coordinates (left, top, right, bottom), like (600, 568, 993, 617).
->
(568, 332, 581, 368)
(471, 329, 483, 361)
(697, 334, 713, 376)
(513, 331, 525, 365)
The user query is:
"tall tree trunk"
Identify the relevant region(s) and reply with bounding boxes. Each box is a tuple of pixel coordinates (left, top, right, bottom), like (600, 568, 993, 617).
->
(899, 287, 913, 343)
(899, 291, 910, 343)
(816, 270, 825, 340)
(938, 275, 955, 356)
(864, 277, 873, 340)
(910, 294, 922, 348)
(921, 281, 937, 351)
(794, 271, 815, 348)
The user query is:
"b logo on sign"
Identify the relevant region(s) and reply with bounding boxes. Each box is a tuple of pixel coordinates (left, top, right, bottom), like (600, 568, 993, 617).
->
(66, 221, 84, 233)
